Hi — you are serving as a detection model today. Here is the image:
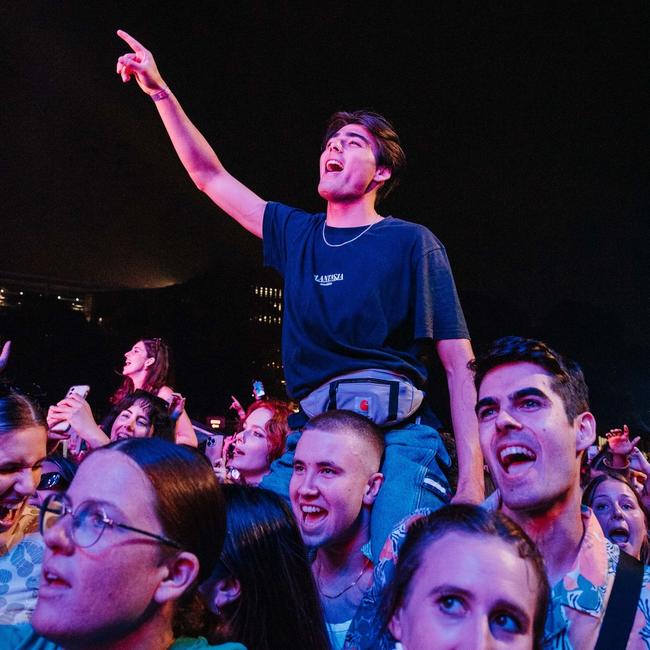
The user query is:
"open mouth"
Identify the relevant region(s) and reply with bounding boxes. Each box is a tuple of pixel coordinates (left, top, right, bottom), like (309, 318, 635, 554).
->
(608, 527, 630, 545)
(300, 504, 327, 529)
(498, 445, 537, 474)
(42, 566, 71, 591)
(325, 159, 344, 173)
(0, 504, 20, 530)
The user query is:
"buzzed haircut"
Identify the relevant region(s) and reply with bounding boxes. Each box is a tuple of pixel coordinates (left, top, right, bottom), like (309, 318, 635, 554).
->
(469, 335, 589, 423)
(303, 409, 384, 470)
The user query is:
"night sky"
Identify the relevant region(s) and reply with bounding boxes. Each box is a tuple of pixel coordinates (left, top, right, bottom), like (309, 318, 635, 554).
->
(2, 3, 649, 432)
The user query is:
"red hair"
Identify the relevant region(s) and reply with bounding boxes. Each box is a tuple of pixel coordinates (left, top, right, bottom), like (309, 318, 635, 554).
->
(239, 399, 292, 462)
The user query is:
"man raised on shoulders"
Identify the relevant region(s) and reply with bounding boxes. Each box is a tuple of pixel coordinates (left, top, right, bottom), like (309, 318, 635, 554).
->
(116, 31, 484, 557)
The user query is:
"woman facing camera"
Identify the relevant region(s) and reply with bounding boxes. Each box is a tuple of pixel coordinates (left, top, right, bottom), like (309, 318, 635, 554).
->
(0, 387, 48, 623)
(48, 389, 175, 458)
(202, 484, 329, 650)
(112, 337, 197, 446)
(583, 473, 650, 562)
(383, 505, 550, 650)
(218, 400, 292, 486)
(0, 388, 47, 553)
(1, 438, 245, 650)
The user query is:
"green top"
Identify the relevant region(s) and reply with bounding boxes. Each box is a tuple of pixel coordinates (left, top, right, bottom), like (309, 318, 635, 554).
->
(0, 624, 247, 650)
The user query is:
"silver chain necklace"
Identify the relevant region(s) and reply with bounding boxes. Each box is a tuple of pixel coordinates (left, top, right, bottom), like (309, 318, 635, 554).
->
(321, 219, 379, 248)
(316, 556, 371, 599)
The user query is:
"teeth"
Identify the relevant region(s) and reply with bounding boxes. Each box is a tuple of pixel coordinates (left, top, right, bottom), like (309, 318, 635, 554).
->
(302, 505, 324, 514)
(499, 446, 535, 463)
(326, 160, 343, 172)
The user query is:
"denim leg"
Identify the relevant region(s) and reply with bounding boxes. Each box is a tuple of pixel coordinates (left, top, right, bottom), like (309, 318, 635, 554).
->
(259, 429, 302, 504)
(370, 421, 451, 562)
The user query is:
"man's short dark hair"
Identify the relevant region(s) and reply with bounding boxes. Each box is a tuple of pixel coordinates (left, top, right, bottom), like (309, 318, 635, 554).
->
(322, 110, 406, 203)
(304, 409, 384, 470)
(469, 336, 589, 423)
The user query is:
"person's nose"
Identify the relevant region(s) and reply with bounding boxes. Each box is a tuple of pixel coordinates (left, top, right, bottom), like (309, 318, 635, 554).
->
(494, 406, 523, 434)
(298, 471, 319, 497)
(15, 467, 38, 498)
(43, 510, 75, 555)
(328, 137, 343, 153)
(471, 616, 496, 650)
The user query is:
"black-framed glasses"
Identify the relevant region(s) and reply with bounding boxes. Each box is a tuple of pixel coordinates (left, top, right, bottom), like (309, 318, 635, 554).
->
(39, 493, 182, 550)
(37, 472, 70, 491)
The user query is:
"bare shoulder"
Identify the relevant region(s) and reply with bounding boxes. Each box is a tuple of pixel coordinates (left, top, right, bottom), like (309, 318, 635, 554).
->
(156, 385, 175, 402)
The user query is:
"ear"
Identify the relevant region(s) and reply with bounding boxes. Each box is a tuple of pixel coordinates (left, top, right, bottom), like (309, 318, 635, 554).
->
(208, 576, 242, 613)
(373, 165, 392, 183)
(144, 357, 155, 369)
(387, 607, 403, 642)
(575, 411, 596, 453)
(154, 551, 200, 605)
(363, 472, 384, 506)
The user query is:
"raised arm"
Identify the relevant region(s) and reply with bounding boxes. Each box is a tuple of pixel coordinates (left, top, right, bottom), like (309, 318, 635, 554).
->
(47, 394, 110, 450)
(116, 30, 266, 238)
(436, 338, 485, 504)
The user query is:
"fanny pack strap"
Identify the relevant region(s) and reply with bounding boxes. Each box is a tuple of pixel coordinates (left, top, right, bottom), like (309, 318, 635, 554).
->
(328, 377, 399, 423)
(594, 549, 644, 650)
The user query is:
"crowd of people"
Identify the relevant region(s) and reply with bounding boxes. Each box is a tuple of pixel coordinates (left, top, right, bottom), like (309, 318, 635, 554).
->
(0, 335, 647, 649)
(0, 28, 644, 650)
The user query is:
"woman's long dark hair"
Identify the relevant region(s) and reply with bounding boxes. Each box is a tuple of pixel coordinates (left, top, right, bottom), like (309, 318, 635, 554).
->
(208, 485, 330, 650)
(110, 338, 171, 405)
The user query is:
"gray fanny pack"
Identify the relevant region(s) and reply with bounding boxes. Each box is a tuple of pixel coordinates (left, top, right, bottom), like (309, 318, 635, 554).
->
(300, 369, 424, 427)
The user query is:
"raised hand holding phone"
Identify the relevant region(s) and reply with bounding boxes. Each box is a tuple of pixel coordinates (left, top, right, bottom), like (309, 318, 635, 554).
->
(49, 385, 91, 435)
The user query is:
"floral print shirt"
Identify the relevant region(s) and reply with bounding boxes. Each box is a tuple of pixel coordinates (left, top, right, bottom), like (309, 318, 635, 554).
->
(544, 507, 650, 649)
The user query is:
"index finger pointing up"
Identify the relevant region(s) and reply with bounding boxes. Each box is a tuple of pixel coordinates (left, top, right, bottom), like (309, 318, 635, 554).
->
(117, 29, 145, 53)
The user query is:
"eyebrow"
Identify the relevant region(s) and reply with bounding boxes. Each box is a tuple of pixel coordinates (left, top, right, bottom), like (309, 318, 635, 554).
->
(73, 498, 120, 514)
(316, 461, 342, 469)
(430, 584, 473, 599)
(292, 458, 342, 470)
(475, 396, 497, 414)
(511, 387, 549, 402)
(475, 387, 550, 413)
(330, 130, 372, 145)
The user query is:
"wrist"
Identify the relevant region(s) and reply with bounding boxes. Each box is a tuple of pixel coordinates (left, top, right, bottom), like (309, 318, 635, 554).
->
(149, 86, 171, 102)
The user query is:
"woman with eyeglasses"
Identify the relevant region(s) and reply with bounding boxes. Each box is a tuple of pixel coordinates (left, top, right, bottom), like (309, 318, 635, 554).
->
(1, 438, 246, 649)
(0, 387, 47, 623)
(110, 337, 197, 446)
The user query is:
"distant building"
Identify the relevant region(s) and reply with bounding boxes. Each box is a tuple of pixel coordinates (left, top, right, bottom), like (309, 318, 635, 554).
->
(248, 281, 285, 397)
(0, 274, 94, 321)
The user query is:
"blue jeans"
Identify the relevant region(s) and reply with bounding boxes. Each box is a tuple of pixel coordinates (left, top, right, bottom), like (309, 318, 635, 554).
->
(260, 411, 451, 563)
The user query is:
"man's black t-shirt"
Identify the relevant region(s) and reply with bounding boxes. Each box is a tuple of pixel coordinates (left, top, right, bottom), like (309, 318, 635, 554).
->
(263, 202, 469, 400)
